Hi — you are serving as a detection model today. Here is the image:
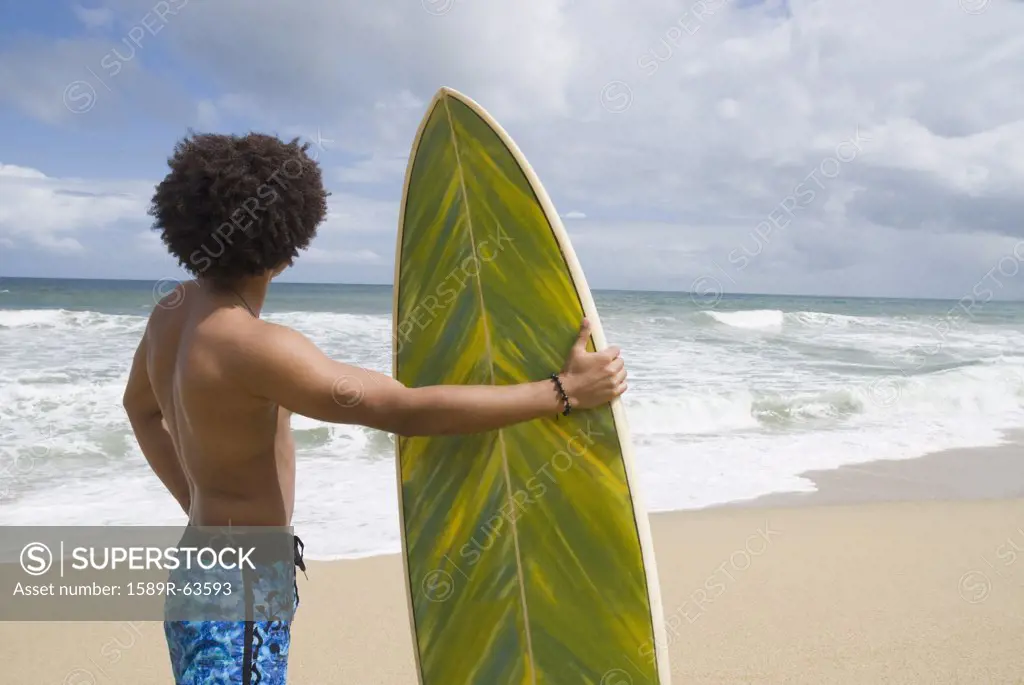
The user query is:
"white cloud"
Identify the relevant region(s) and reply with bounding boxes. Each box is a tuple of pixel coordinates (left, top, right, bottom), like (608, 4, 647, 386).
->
(860, 118, 1024, 197)
(194, 93, 267, 130)
(335, 156, 408, 184)
(0, 163, 150, 253)
(73, 4, 115, 30)
(0, 165, 45, 180)
(195, 99, 220, 130)
(0, 20, 195, 126)
(0, 162, 398, 279)
(317, 193, 399, 235)
(563, 211, 587, 220)
(0, 39, 112, 124)
(302, 247, 383, 265)
(133, 230, 167, 255)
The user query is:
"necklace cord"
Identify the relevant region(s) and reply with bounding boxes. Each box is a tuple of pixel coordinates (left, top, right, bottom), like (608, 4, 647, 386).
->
(228, 287, 258, 318)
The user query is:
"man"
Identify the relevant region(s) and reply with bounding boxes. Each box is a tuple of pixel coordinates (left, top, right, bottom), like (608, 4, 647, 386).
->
(123, 132, 628, 683)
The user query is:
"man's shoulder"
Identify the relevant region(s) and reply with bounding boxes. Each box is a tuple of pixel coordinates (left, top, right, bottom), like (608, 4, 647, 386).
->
(201, 318, 317, 399)
(200, 317, 301, 367)
(152, 279, 196, 313)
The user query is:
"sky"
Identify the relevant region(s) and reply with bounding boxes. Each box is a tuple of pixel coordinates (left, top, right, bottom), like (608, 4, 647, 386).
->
(1, 0, 1024, 298)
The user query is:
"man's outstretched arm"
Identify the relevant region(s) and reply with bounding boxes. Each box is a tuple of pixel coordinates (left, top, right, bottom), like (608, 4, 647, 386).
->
(122, 329, 192, 515)
(231, 319, 627, 436)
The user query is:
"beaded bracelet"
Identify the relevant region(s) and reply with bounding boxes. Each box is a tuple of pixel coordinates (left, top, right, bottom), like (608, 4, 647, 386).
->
(549, 373, 572, 417)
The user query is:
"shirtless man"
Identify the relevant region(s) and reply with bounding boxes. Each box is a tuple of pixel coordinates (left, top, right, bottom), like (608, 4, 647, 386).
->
(123, 132, 628, 684)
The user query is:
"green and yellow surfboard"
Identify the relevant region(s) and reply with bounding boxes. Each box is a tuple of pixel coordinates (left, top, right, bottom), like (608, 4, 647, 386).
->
(393, 87, 670, 685)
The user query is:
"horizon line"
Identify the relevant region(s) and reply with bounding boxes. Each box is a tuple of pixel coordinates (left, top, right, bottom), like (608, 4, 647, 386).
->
(0, 275, 1020, 304)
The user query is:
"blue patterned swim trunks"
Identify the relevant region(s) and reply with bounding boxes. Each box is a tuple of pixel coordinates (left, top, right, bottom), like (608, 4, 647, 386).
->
(164, 534, 306, 684)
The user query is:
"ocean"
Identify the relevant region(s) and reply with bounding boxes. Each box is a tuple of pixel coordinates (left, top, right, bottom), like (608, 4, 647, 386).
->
(2, 277, 1024, 559)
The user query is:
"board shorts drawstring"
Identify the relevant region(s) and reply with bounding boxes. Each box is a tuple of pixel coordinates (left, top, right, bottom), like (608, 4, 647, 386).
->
(293, 535, 307, 577)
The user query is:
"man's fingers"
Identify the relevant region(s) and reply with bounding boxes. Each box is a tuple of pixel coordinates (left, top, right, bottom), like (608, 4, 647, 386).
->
(615, 381, 629, 396)
(607, 357, 625, 373)
(602, 345, 621, 360)
(574, 318, 592, 350)
(613, 367, 627, 385)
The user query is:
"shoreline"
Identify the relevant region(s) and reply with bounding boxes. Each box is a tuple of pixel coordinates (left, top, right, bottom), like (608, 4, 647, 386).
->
(719, 430, 1024, 510)
(300, 433, 1024, 562)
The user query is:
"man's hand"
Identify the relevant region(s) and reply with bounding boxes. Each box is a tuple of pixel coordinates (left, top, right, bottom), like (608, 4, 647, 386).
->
(559, 319, 627, 409)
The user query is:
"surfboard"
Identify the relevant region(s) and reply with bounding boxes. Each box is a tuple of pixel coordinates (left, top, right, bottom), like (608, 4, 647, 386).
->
(392, 87, 671, 685)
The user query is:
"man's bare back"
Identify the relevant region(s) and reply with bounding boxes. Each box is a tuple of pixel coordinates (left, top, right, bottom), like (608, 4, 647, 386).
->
(128, 281, 296, 527)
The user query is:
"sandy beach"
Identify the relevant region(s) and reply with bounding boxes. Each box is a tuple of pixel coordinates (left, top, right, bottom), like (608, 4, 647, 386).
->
(3, 443, 1023, 684)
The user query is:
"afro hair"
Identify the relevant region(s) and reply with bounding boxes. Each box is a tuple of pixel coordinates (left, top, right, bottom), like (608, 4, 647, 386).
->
(149, 132, 330, 285)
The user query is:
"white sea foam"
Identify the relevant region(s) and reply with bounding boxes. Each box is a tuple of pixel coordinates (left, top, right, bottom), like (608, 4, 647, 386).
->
(0, 308, 146, 332)
(704, 308, 784, 329)
(2, 303, 1024, 559)
(702, 308, 893, 331)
